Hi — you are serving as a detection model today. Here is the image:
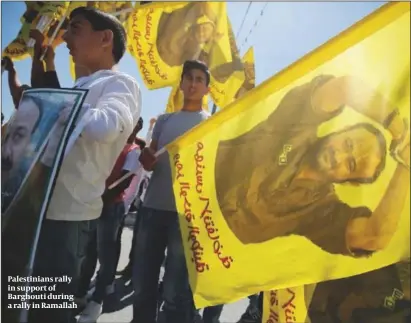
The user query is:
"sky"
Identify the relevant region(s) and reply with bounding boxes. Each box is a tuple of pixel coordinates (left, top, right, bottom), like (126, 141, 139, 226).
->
(1, 1, 385, 135)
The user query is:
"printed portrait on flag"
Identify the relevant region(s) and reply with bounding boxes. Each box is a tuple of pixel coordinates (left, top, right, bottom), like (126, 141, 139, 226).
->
(156, 2, 225, 67)
(215, 73, 410, 257)
(165, 2, 409, 309)
(128, 2, 231, 89)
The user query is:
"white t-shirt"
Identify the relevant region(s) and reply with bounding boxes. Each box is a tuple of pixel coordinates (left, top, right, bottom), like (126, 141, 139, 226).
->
(46, 70, 142, 221)
(123, 148, 140, 172)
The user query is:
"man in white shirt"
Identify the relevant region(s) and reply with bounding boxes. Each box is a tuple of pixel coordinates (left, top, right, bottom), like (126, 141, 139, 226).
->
(29, 7, 141, 323)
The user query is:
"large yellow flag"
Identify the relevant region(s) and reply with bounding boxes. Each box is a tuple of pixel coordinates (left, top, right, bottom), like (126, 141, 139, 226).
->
(166, 2, 410, 308)
(127, 2, 232, 89)
(2, 2, 69, 60)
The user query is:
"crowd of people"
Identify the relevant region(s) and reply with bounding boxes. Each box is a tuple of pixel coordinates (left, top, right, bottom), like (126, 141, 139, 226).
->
(1, 6, 410, 323)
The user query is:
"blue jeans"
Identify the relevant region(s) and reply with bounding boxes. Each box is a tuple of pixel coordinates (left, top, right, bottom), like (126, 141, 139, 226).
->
(132, 207, 194, 323)
(92, 201, 125, 303)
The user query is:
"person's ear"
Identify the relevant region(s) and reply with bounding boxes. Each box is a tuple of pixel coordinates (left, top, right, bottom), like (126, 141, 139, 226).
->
(101, 29, 114, 49)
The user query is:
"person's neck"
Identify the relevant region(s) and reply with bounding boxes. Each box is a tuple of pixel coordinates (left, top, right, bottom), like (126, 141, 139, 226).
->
(181, 99, 203, 112)
(82, 58, 116, 76)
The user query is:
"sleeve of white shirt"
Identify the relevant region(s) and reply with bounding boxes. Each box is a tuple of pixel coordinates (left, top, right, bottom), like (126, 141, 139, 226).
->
(82, 74, 142, 143)
(123, 148, 141, 172)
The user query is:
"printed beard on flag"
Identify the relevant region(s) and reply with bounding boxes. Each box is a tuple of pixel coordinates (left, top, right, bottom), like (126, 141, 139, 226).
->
(128, 2, 232, 89)
(2, 2, 69, 61)
(165, 2, 410, 308)
(1, 88, 87, 321)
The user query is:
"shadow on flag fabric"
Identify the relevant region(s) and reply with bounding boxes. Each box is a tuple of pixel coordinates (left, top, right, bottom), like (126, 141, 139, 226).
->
(1, 89, 87, 322)
(164, 2, 410, 308)
(305, 261, 410, 323)
(127, 2, 232, 89)
(2, 2, 69, 61)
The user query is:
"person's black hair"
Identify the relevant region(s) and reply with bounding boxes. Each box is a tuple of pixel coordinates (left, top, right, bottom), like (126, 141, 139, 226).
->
(181, 60, 210, 86)
(1, 112, 4, 124)
(326, 122, 387, 184)
(137, 117, 143, 129)
(70, 7, 127, 63)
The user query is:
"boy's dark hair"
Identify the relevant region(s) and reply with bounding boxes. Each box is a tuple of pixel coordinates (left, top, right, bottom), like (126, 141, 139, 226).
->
(181, 60, 210, 86)
(70, 7, 127, 63)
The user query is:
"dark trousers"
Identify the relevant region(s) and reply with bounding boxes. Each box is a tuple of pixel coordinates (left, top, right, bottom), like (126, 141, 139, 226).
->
(202, 305, 224, 323)
(132, 207, 194, 323)
(76, 202, 124, 303)
(114, 199, 142, 273)
(28, 218, 97, 323)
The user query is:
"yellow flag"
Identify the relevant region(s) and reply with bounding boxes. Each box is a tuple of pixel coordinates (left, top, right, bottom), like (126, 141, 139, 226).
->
(234, 47, 255, 100)
(166, 85, 209, 113)
(262, 287, 307, 323)
(127, 2, 232, 89)
(209, 18, 245, 108)
(211, 46, 256, 108)
(2, 1, 69, 61)
(166, 2, 410, 308)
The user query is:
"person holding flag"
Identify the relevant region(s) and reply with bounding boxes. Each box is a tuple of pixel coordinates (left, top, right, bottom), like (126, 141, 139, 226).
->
(134, 60, 211, 323)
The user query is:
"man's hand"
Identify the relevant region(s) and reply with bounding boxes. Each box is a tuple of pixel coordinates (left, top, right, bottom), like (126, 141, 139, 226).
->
(2, 56, 14, 73)
(44, 46, 56, 71)
(391, 119, 410, 168)
(390, 118, 410, 162)
(30, 29, 45, 59)
(139, 147, 157, 171)
(149, 117, 157, 130)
